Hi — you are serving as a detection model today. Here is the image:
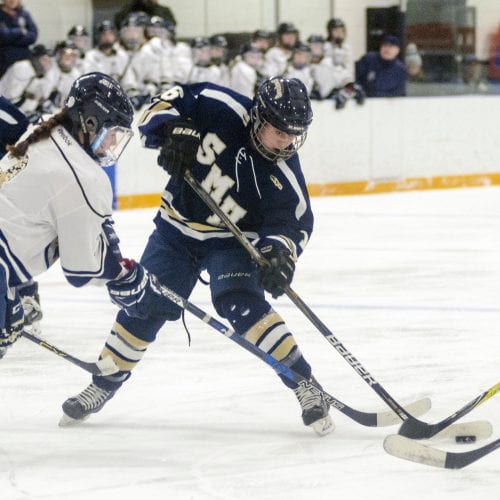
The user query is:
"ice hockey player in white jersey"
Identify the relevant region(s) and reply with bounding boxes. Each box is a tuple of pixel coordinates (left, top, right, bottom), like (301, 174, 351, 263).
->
(0, 72, 164, 360)
(83, 21, 128, 82)
(44, 40, 82, 111)
(283, 42, 315, 95)
(185, 36, 221, 84)
(262, 22, 299, 77)
(230, 42, 265, 98)
(0, 44, 53, 119)
(209, 35, 230, 88)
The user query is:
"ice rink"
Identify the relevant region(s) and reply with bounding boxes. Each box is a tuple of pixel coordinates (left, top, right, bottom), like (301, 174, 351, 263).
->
(1, 187, 499, 499)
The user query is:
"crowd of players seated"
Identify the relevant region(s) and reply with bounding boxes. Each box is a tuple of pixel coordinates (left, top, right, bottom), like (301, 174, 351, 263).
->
(0, 13, 367, 122)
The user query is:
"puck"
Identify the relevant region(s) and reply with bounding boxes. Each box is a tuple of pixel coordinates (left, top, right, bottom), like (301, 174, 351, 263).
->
(455, 435, 476, 443)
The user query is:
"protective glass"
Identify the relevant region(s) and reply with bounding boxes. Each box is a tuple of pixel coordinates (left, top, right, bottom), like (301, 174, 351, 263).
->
(91, 125, 133, 166)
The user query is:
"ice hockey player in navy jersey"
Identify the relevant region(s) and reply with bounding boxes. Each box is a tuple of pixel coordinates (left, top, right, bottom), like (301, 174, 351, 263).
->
(61, 77, 334, 436)
(0, 73, 163, 360)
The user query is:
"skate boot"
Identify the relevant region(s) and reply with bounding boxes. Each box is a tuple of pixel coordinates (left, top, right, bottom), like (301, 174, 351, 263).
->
(293, 378, 334, 436)
(59, 383, 116, 426)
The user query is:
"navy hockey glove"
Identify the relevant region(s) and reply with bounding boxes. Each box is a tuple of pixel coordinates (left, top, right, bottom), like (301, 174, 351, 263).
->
(255, 237, 296, 298)
(106, 259, 161, 319)
(1, 291, 24, 358)
(157, 120, 200, 183)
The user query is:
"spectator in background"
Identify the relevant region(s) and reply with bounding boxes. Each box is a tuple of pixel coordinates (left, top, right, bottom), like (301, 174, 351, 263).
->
(115, 0, 175, 30)
(405, 42, 424, 82)
(0, 0, 38, 78)
(355, 35, 407, 97)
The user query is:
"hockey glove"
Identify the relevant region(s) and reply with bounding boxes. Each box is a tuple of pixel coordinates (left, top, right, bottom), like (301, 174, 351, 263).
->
(106, 259, 161, 319)
(1, 291, 24, 357)
(255, 237, 296, 298)
(157, 119, 200, 183)
(17, 280, 43, 327)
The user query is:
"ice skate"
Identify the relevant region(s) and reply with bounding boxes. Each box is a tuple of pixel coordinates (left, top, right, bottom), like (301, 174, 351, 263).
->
(293, 378, 334, 436)
(59, 383, 116, 426)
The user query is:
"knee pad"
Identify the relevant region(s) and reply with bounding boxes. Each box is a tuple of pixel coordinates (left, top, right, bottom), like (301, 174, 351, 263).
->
(216, 291, 270, 334)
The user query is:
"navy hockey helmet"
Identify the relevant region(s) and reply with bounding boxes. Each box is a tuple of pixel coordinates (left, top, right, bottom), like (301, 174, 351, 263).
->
(277, 22, 299, 36)
(307, 34, 325, 44)
(97, 20, 115, 34)
(64, 72, 134, 166)
(250, 77, 312, 162)
(191, 36, 210, 49)
(209, 34, 228, 48)
(327, 18, 345, 31)
(68, 25, 89, 37)
(120, 11, 150, 29)
(252, 29, 272, 40)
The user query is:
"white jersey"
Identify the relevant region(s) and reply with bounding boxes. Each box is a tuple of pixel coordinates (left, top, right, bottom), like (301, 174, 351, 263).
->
(311, 57, 343, 98)
(323, 41, 355, 84)
(282, 65, 315, 94)
(83, 45, 129, 82)
(230, 60, 259, 98)
(0, 60, 50, 114)
(44, 65, 82, 107)
(0, 125, 119, 290)
(262, 46, 291, 77)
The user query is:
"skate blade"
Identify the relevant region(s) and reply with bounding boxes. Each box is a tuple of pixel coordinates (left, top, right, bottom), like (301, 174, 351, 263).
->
(311, 415, 335, 436)
(58, 412, 90, 427)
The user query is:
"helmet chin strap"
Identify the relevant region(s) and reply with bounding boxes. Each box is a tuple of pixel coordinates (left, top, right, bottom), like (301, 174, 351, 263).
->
(78, 112, 98, 154)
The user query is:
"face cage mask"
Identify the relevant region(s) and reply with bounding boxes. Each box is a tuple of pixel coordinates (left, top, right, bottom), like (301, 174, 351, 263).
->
(90, 125, 133, 166)
(250, 108, 307, 162)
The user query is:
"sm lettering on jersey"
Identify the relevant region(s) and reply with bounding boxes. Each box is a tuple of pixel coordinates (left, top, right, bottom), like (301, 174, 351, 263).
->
(197, 133, 247, 226)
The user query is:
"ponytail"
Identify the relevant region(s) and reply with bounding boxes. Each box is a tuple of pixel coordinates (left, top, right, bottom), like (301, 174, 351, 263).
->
(6, 110, 69, 158)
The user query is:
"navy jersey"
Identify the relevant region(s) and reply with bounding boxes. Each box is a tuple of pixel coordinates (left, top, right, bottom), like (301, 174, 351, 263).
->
(0, 96, 28, 158)
(138, 83, 313, 258)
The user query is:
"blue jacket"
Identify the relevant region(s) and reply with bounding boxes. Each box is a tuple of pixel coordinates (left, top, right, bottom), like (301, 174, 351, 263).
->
(0, 7, 38, 77)
(355, 52, 407, 97)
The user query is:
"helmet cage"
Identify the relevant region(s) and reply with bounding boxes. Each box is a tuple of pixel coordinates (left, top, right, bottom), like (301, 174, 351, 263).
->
(250, 77, 312, 162)
(250, 107, 307, 162)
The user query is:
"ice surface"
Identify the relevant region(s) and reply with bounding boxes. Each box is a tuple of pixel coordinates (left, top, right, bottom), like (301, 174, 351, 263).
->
(1, 187, 499, 499)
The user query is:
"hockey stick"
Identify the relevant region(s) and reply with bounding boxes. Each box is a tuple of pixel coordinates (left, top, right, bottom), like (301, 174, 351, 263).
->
(154, 280, 431, 427)
(398, 382, 500, 438)
(183, 172, 497, 438)
(384, 434, 500, 469)
(21, 330, 119, 376)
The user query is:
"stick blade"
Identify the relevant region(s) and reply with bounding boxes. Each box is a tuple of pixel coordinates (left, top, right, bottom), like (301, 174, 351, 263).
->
(376, 397, 432, 427)
(384, 434, 448, 468)
(434, 420, 493, 441)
